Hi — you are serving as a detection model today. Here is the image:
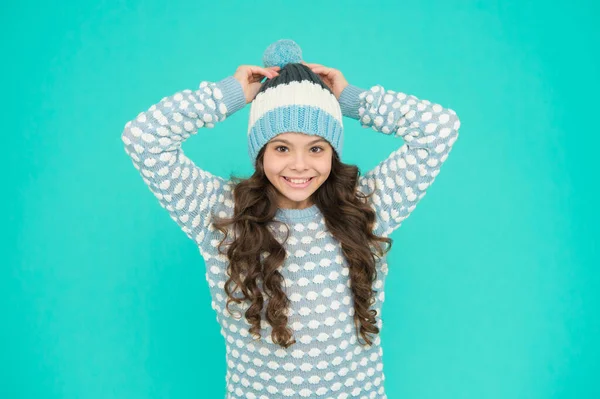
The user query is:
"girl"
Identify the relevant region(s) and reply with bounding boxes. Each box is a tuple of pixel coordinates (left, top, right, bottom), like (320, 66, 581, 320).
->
(121, 39, 460, 399)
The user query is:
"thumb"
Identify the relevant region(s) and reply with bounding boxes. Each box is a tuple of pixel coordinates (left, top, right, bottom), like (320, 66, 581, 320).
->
(245, 81, 262, 103)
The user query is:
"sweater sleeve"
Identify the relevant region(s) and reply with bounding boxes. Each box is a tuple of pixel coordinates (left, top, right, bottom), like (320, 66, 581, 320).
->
(121, 76, 246, 247)
(338, 83, 461, 237)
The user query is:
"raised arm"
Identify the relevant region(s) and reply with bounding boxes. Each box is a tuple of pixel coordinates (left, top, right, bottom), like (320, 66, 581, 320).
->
(338, 83, 461, 237)
(120, 76, 246, 247)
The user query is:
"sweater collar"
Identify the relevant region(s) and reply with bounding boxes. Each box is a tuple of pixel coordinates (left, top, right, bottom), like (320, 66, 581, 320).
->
(275, 203, 320, 222)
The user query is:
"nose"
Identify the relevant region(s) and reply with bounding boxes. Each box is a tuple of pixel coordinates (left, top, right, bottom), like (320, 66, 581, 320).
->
(290, 152, 310, 171)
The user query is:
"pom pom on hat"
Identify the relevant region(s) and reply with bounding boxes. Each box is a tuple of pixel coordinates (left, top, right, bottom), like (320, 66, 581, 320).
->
(248, 38, 344, 166)
(262, 39, 303, 69)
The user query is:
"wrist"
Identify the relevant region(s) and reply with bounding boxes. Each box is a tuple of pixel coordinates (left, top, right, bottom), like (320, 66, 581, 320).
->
(215, 76, 246, 117)
(338, 84, 366, 120)
(335, 82, 349, 100)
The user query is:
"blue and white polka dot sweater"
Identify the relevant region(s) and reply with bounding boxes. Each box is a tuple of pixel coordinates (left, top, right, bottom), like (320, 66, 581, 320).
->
(121, 75, 460, 399)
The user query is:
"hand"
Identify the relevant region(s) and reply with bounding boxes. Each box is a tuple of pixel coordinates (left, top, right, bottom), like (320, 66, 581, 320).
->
(233, 65, 281, 104)
(301, 61, 349, 100)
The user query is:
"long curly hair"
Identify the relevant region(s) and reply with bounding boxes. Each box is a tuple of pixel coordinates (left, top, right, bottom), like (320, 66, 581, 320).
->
(212, 63, 393, 348)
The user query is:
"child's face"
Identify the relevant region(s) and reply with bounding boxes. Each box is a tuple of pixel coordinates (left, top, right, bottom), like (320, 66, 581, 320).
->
(263, 132, 333, 210)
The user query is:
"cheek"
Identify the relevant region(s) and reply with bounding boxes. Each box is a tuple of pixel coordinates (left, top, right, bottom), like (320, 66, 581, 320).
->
(262, 153, 276, 170)
(318, 158, 333, 177)
(263, 157, 285, 181)
(264, 161, 282, 176)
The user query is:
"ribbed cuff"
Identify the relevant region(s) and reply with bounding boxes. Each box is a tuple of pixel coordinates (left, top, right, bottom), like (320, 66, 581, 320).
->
(338, 84, 366, 120)
(215, 76, 246, 117)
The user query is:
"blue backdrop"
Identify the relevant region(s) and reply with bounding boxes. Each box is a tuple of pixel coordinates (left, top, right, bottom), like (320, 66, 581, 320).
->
(4, 0, 599, 397)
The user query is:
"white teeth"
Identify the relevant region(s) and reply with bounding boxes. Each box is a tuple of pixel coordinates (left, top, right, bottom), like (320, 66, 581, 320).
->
(284, 177, 311, 184)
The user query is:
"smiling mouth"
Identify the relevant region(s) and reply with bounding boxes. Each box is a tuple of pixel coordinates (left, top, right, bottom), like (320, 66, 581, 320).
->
(281, 176, 315, 188)
(283, 176, 314, 182)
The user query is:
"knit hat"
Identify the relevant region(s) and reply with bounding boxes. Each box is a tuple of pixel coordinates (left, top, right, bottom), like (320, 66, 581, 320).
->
(247, 39, 344, 166)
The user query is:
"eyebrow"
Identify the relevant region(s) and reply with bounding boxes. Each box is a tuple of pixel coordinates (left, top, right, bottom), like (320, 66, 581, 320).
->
(269, 138, 328, 146)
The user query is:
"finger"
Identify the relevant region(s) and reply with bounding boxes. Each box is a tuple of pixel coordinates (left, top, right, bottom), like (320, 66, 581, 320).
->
(251, 66, 279, 78)
(250, 69, 274, 82)
(310, 66, 333, 77)
(303, 62, 323, 68)
(306, 65, 335, 78)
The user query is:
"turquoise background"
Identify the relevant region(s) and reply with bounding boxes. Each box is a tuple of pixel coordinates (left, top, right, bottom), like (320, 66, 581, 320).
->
(4, 0, 599, 398)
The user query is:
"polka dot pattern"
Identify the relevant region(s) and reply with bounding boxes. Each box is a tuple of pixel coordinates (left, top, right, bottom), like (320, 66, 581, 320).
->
(356, 85, 461, 238)
(122, 76, 460, 398)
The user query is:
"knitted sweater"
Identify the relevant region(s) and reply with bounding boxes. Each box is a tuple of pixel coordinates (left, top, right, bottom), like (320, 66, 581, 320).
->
(121, 75, 460, 399)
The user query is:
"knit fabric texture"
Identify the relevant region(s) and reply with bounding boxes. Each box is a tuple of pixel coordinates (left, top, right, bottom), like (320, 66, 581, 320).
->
(247, 63, 344, 165)
(121, 75, 461, 399)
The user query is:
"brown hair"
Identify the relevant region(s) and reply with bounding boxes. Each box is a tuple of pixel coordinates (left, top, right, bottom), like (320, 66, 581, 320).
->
(212, 144, 393, 348)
